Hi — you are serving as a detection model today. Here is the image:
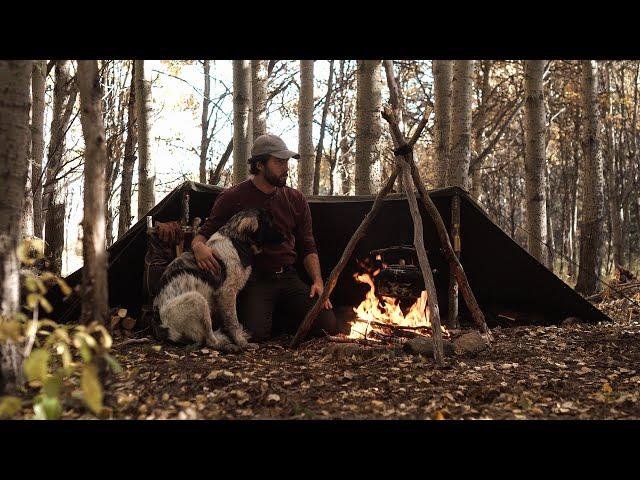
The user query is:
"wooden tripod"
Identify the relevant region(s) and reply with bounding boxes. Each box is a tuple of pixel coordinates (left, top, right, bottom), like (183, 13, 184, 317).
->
(290, 107, 491, 366)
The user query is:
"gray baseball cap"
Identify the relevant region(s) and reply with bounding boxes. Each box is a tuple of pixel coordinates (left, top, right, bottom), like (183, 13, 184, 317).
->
(248, 134, 300, 161)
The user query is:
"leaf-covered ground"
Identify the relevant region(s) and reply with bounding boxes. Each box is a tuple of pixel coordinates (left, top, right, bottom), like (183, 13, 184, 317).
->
(10, 280, 640, 420)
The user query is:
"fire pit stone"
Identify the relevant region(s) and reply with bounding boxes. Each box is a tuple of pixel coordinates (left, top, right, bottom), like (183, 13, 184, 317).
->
(404, 337, 455, 357)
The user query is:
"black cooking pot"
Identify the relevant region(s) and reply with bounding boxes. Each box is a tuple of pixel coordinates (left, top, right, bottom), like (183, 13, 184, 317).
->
(370, 245, 425, 302)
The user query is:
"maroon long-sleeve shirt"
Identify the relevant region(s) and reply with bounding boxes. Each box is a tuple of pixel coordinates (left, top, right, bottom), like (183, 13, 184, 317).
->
(198, 180, 318, 273)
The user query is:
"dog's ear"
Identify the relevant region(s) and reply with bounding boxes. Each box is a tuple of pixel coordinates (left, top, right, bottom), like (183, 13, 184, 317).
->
(237, 216, 259, 234)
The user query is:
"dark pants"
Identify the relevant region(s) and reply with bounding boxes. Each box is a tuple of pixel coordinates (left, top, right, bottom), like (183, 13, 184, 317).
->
(237, 269, 339, 341)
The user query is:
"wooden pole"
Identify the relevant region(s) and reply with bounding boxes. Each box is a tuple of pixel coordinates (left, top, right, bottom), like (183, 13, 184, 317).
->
(399, 160, 446, 366)
(290, 163, 401, 348)
(447, 194, 461, 328)
(406, 158, 491, 338)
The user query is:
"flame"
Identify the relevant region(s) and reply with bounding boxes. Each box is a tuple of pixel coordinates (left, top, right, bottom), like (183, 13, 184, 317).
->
(349, 271, 447, 340)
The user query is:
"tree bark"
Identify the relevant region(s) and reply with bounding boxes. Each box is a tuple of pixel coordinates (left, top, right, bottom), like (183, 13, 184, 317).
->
(447, 60, 474, 189)
(0, 60, 32, 394)
(118, 64, 138, 239)
(77, 60, 109, 328)
(355, 60, 382, 194)
(134, 60, 155, 220)
(575, 61, 605, 295)
(44, 60, 74, 275)
(433, 60, 453, 188)
(199, 60, 211, 183)
(523, 60, 548, 264)
(31, 60, 46, 239)
(313, 60, 334, 195)
(232, 60, 251, 185)
(298, 60, 315, 195)
(251, 60, 268, 140)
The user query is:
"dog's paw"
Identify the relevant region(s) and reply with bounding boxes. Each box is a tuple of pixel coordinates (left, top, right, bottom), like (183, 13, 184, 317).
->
(221, 343, 243, 354)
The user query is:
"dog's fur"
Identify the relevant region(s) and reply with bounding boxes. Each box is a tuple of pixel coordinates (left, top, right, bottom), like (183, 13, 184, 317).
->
(153, 208, 284, 353)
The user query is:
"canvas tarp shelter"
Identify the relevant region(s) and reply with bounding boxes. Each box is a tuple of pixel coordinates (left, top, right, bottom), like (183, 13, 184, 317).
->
(54, 181, 610, 327)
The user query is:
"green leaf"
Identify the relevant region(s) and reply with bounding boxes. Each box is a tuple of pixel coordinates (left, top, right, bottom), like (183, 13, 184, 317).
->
(33, 395, 62, 420)
(26, 293, 40, 311)
(55, 278, 73, 297)
(24, 348, 49, 382)
(38, 296, 53, 314)
(103, 353, 123, 374)
(43, 374, 63, 398)
(81, 364, 103, 415)
(79, 343, 92, 363)
(0, 396, 22, 419)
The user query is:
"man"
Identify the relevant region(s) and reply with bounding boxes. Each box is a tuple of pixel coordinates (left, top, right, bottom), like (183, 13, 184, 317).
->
(191, 134, 339, 341)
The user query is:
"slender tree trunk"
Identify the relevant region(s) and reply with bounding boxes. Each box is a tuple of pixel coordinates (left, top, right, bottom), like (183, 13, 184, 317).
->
(447, 60, 474, 189)
(339, 130, 351, 195)
(134, 60, 155, 220)
(0, 60, 32, 394)
(31, 60, 46, 238)
(210, 138, 233, 186)
(576, 61, 605, 295)
(603, 63, 624, 267)
(433, 60, 453, 188)
(44, 60, 74, 275)
(199, 60, 211, 183)
(298, 60, 315, 195)
(523, 60, 548, 264)
(77, 61, 109, 327)
(313, 60, 334, 195)
(471, 61, 491, 200)
(232, 60, 251, 185)
(251, 60, 268, 140)
(355, 60, 382, 194)
(118, 64, 138, 239)
(22, 136, 33, 238)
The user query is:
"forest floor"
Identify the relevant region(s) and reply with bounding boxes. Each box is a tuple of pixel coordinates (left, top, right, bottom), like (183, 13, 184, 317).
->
(10, 279, 640, 420)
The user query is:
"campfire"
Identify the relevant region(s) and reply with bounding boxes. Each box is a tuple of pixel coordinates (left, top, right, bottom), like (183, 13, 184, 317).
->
(342, 251, 449, 346)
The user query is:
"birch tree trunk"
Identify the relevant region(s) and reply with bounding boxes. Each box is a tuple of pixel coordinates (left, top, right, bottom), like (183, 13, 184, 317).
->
(433, 60, 453, 188)
(251, 60, 268, 140)
(22, 138, 33, 238)
(447, 60, 474, 189)
(199, 60, 211, 183)
(313, 60, 334, 195)
(0, 60, 32, 394)
(298, 60, 315, 195)
(44, 60, 75, 275)
(575, 60, 605, 295)
(77, 60, 109, 327)
(523, 60, 548, 265)
(355, 60, 382, 194)
(232, 60, 251, 185)
(118, 63, 137, 239)
(31, 60, 46, 239)
(134, 60, 155, 220)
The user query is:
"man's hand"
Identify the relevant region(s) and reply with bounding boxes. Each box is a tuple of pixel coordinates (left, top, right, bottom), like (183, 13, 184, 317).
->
(193, 242, 222, 273)
(309, 280, 332, 310)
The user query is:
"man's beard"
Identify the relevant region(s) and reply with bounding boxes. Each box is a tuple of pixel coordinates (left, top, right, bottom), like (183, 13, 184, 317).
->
(264, 168, 287, 187)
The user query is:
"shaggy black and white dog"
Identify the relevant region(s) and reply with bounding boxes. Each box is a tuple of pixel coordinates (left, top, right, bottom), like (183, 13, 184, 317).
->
(153, 208, 284, 353)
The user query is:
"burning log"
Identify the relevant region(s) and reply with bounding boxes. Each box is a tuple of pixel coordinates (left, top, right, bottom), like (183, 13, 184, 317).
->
(325, 335, 394, 348)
